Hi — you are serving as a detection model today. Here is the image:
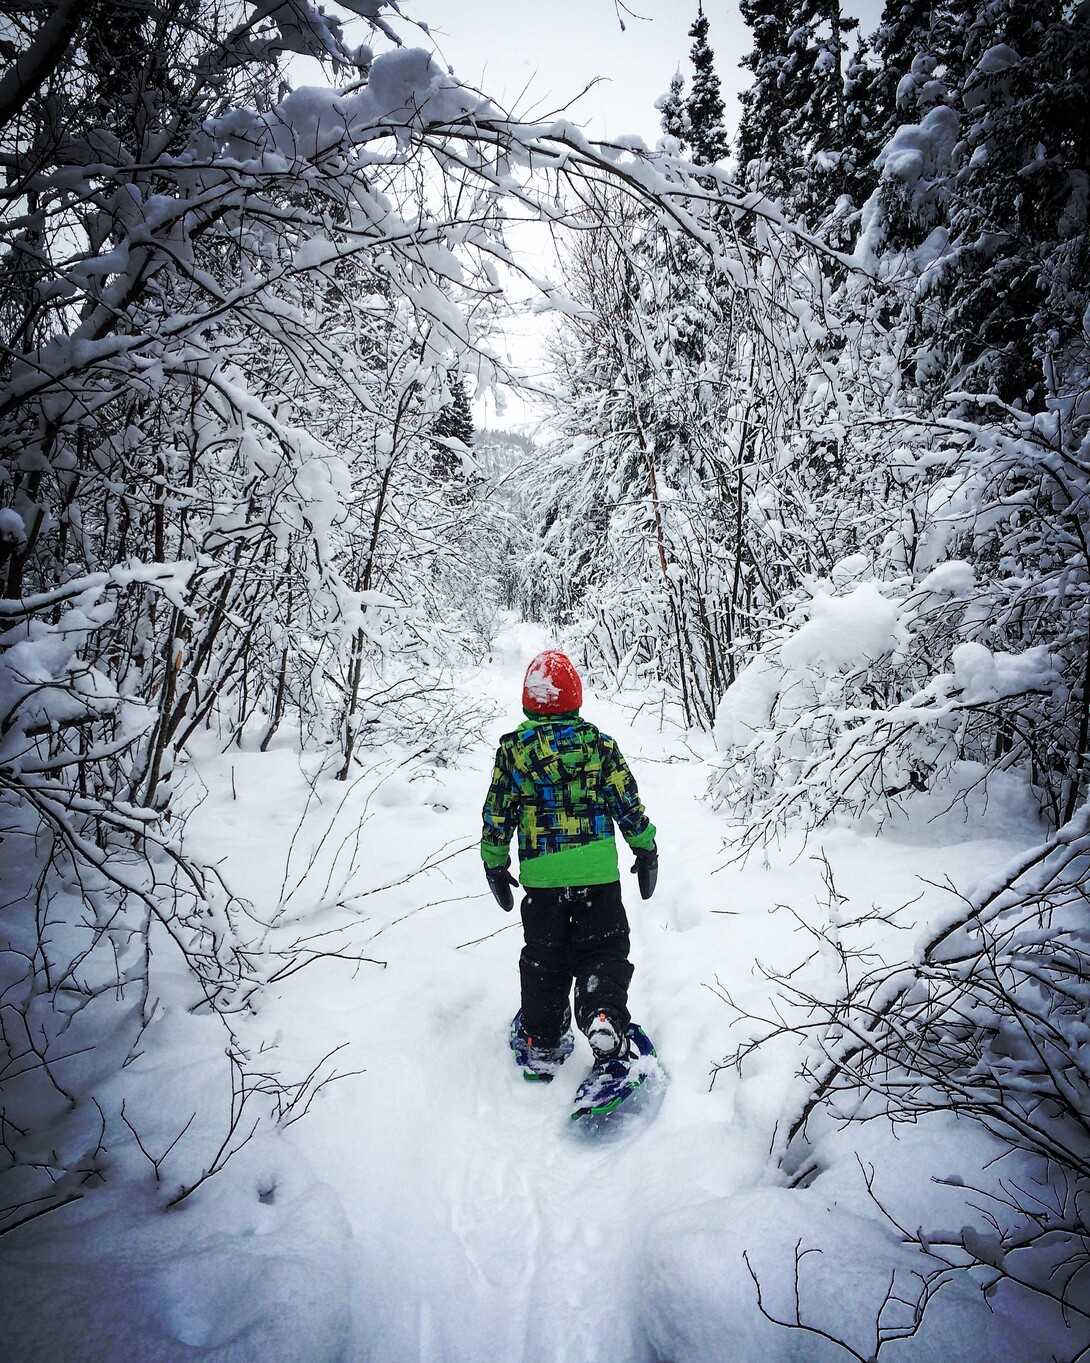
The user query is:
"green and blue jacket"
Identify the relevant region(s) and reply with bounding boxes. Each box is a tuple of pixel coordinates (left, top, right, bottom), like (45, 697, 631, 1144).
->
(480, 712, 656, 889)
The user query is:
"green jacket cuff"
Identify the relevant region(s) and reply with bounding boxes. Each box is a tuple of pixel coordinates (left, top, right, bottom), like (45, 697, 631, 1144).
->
(480, 839, 511, 869)
(625, 822, 657, 852)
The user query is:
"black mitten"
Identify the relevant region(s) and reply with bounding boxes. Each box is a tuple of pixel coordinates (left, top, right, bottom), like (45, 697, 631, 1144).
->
(485, 862, 519, 911)
(630, 843, 658, 900)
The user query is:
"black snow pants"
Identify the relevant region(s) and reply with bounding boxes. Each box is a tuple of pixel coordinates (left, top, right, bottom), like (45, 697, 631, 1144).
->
(519, 881, 633, 1047)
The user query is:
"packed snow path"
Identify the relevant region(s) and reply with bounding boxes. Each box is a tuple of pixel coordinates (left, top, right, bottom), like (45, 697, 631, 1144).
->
(250, 625, 768, 1362)
(1, 624, 1052, 1363)
(297, 641, 758, 1363)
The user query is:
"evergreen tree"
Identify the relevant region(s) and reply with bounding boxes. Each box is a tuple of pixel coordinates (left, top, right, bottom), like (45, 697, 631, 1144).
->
(798, 1, 860, 222)
(736, 0, 794, 196)
(870, 0, 938, 141)
(432, 373, 475, 479)
(656, 70, 689, 149)
(942, 0, 1089, 406)
(736, 0, 859, 223)
(685, 7, 729, 166)
(863, 0, 1089, 408)
(931, 0, 983, 82)
(839, 32, 885, 210)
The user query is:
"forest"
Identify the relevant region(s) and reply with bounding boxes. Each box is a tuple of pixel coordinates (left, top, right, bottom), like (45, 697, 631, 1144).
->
(1, 2, 1088, 1360)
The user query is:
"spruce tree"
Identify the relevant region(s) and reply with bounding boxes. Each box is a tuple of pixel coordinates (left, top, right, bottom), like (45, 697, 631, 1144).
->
(657, 70, 689, 149)
(941, 0, 1089, 406)
(736, 1, 859, 223)
(685, 7, 729, 166)
(864, 0, 1088, 408)
(432, 374, 475, 478)
(736, 0, 794, 195)
(870, 0, 937, 142)
(839, 32, 885, 212)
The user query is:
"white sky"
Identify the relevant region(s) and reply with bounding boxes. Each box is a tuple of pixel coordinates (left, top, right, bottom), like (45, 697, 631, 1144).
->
(415, 0, 752, 145)
(389, 0, 885, 147)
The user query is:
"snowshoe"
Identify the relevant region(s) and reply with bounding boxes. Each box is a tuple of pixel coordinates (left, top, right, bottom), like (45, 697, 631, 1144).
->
(510, 1010, 574, 1083)
(570, 1022, 657, 1130)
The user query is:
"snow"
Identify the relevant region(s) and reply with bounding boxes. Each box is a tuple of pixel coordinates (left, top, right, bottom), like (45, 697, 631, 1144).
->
(779, 581, 899, 671)
(855, 104, 961, 265)
(0, 506, 26, 544)
(523, 652, 562, 706)
(951, 640, 999, 698)
(974, 43, 1021, 76)
(0, 622, 1069, 1361)
(713, 652, 780, 748)
(1, 0, 1083, 1349)
(919, 558, 975, 595)
(951, 640, 1056, 703)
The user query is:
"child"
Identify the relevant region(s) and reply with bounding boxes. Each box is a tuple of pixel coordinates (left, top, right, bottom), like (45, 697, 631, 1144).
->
(480, 650, 658, 1075)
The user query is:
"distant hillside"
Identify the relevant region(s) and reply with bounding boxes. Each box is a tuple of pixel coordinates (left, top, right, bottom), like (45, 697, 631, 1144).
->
(473, 427, 540, 478)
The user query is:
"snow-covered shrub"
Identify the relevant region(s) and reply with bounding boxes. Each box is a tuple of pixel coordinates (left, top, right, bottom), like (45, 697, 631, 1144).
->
(713, 399, 1089, 853)
(703, 2, 1090, 1353)
(0, 0, 536, 1230)
(713, 563, 1049, 845)
(711, 322, 1089, 1352)
(718, 805, 1090, 1355)
(0, 563, 256, 1230)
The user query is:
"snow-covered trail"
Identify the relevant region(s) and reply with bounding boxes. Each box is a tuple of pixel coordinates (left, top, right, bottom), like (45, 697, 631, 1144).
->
(267, 626, 771, 1362)
(212, 624, 1045, 1363)
(169, 622, 1041, 1363)
(2, 623, 1053, 1363)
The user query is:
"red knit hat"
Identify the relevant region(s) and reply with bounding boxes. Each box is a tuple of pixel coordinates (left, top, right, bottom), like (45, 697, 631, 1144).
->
(522, 650, 582, 715)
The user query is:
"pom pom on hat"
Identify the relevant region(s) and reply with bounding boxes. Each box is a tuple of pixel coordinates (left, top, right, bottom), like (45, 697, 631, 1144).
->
(522, 650, 582, 715)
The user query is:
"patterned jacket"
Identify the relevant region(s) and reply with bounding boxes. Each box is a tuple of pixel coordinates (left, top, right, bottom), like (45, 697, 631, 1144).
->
(480, 713, 656, 888)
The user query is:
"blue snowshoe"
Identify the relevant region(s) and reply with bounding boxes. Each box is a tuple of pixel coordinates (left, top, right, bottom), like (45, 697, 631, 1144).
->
(510, 1010, 575, 1083)
(570, 1021, 658, 1131)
